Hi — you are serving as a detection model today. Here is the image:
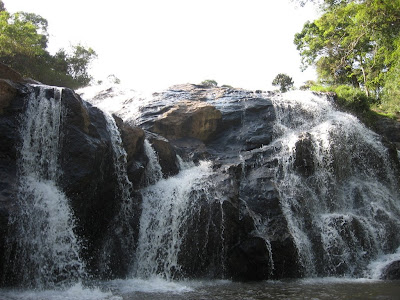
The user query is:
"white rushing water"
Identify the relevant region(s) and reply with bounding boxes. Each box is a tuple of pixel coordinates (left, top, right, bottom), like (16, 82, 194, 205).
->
(269, 90, 400, 277)
(78, 84, 154, 123)
(6, 86, 85, 289)
(99, 113, 137, 274)
(134, 160, 214, 280)
(143, 139, 164, 185)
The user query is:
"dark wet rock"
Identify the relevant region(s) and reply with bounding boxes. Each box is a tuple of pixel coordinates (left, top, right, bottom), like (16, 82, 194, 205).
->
(294, 132, 315, 176)
(228, 237, 272, 281)
(113, 115, 147, 189)
(148, 135, 179, 177)
(0, 81, 30, 279)
(381, 260, 400, 280)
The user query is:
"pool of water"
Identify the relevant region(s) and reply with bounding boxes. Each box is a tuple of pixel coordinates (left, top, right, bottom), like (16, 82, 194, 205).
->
(1, 278, 399, 300)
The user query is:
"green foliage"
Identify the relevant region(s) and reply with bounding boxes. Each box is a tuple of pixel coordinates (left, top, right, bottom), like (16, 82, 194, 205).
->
(201, 79, 218, 87)
(0, 2, 97, 89)
(294, 0, 400, 99)
(310, 84, 373, 112)
(334, 85, 373, 112)
(299, 80, 316, 90)
(272, 73, 294, 93)
(0, 11, 46, 57)
(378, 43, 400, 117)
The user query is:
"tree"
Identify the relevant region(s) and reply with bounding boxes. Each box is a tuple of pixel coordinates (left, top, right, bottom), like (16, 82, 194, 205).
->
(0, 2, 97, 89)
(294, 0, 400, 98)
(272, 73, 294, 93)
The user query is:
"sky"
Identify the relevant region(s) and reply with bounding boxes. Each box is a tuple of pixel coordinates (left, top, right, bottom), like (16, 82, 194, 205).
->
(5, 0, 319, 92)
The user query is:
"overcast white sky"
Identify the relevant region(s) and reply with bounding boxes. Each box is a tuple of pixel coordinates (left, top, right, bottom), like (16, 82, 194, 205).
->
(6, 0, 318, 92)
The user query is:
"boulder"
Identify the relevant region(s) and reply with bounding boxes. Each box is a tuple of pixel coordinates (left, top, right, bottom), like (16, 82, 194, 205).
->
(381, 260, 400, 280)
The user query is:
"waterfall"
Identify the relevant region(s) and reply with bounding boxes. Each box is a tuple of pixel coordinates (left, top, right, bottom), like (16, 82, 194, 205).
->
(133, 161, 214, 280)
(6, 86, 85, 288)
(143, 139, 163, 185)
(98, 113, 136, 276)
(269, 91, 400, 277)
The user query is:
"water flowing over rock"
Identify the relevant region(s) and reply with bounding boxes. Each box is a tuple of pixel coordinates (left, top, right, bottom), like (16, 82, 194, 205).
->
(0, 79, 148, 286)
(1, 75, 400, 289)
(80, 84, 400, 280)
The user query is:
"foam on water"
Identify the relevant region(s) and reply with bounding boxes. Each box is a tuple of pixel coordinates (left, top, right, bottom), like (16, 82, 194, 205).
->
(0, 282, 120, 300)
(105, 277, 194, 294)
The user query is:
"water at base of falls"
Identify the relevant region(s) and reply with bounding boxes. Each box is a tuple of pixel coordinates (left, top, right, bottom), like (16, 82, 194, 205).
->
(4, 86, 85, 289)
(1, 278, 400, 300)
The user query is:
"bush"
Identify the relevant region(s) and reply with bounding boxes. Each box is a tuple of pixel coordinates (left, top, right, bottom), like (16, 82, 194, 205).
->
(334, 85, 372, 112)
(310, 84, 372, 113)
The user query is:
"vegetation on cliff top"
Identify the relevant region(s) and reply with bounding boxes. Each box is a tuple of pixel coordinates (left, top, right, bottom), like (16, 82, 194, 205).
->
(294, 0, 400, 119)
(272, 73, 294, 93)
(0, 0, 97, 89)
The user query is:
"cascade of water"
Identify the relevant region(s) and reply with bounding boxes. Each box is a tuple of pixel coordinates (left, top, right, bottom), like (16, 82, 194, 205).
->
(269, 91, 400, 277)
(133, 161, 214, 280)
(6, 86, 85, 288)
(98, 113, 136, 275)
(143, 139, 163, 185)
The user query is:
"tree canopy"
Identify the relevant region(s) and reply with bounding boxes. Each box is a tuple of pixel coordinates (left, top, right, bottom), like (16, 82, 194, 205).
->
(294, 0, 400, 104)
(0, 1, 97, 89)
(272, 73, 294, 93)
